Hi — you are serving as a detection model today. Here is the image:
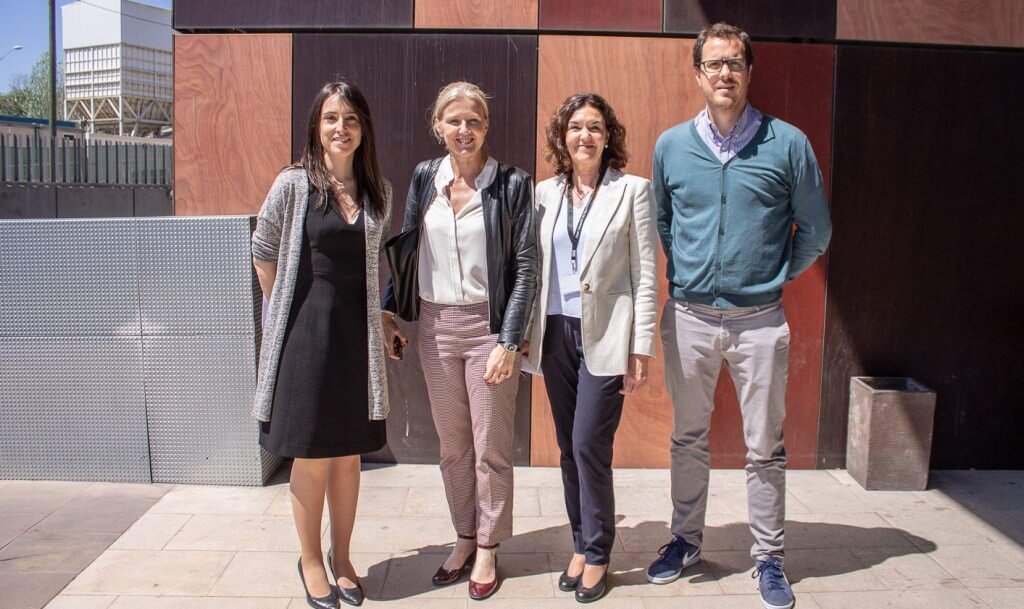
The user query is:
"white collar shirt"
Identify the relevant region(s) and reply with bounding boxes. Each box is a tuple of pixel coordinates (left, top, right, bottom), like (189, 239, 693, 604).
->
(417, 155, 498, 305)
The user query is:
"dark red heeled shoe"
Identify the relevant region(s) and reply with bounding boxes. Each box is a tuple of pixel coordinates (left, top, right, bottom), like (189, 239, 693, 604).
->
(468, 552, 499, 601)
(432, 550, 476, 586)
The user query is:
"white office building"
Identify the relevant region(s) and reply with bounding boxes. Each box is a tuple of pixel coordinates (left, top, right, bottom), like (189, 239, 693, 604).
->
(62, 0, 173, 136)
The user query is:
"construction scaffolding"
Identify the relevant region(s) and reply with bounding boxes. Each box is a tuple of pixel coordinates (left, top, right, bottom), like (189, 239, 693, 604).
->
(61, 0, 172, 137)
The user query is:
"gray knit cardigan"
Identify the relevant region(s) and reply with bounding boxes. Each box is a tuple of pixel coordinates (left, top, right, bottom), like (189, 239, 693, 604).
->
(250, 167, 392, 422)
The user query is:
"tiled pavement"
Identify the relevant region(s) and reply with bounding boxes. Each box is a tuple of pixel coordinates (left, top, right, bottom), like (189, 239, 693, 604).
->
(6, 465, 1023, 609)
(0, 480, 169, 609)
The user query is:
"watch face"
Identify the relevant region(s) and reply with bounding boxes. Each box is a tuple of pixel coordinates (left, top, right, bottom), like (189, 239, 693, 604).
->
(504, 343, 520, 352)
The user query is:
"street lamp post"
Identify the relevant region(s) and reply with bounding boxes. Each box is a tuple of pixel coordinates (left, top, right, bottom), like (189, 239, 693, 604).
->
(0, 45, 23, 63)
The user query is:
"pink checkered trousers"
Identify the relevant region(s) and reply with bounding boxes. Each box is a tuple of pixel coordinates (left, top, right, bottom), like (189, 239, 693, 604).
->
(417, 300, 522, 546)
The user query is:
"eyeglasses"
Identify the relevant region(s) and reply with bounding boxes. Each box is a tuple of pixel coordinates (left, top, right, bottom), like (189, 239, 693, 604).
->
(698, 59, 749, 75)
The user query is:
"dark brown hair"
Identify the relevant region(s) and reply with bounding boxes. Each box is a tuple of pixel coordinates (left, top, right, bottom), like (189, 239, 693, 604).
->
(692, 22, 755, 69)
(543, 92, 628, 177)
(294, 80, 386, 220)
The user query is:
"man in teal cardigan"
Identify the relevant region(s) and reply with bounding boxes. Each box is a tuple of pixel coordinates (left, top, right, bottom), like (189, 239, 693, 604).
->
(647, 23, 832, 609)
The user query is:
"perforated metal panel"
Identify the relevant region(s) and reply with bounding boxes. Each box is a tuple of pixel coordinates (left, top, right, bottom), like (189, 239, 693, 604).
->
(0, 216, 277, 485)
(144, 335, 268, 485)
(0, 337, 150, 482)
(137, 216, 259, 335)
(0, 219, 139, 336)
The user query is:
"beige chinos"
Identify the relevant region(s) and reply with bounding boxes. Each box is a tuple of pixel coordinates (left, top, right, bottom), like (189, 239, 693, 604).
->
(661, 298, 790, 560)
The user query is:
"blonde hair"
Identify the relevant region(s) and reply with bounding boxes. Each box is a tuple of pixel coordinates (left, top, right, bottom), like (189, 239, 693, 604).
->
(429, 81, 491, 143)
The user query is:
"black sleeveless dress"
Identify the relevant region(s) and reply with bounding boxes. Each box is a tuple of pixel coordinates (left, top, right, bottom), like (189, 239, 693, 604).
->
(259, 190, 387, 458)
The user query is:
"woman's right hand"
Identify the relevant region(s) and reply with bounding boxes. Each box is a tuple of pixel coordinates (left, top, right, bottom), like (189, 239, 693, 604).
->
(381, 312, 410, 360)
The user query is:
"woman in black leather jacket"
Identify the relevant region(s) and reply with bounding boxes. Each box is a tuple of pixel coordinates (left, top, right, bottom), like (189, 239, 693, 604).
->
(382, 81, 536, 601)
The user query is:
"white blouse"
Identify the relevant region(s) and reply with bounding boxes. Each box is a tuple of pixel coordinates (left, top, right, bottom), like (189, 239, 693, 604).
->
(418, 155, 498, 305)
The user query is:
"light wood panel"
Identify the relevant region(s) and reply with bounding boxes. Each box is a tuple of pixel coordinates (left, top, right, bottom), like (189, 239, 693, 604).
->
(534, 35, 704, 468)
(174, 35, 291, 216)
(533, 37, 834, 469)
(838, 0, 1024, 48)
(539, 0, 662, 32)
(415, 0, 538, 29)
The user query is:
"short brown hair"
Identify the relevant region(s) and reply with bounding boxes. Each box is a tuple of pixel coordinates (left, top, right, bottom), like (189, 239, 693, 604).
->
(693, 22, 754, 68)
(543, 92, 628, 177)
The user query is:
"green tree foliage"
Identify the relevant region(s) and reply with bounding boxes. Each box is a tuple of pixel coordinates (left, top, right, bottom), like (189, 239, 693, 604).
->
(0, 52, 64, 119)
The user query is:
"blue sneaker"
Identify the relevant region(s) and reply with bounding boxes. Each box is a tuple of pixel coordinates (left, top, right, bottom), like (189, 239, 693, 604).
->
(753, 556, 795, 609)
(645, 536, 701, 584)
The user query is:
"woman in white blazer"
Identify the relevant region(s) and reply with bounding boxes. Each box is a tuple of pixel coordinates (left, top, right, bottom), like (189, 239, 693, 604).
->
(524, 92, 658, 602)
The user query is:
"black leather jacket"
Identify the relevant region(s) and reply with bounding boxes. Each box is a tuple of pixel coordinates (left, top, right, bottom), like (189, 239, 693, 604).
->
(383, 157, 537, 347)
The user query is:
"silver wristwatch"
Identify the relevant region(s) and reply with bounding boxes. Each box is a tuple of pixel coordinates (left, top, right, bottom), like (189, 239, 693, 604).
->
(500, 341, 520, 353)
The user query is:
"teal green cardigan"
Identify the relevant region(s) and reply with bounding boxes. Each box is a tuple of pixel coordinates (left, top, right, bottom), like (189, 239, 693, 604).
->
(653, 115, 832, 308)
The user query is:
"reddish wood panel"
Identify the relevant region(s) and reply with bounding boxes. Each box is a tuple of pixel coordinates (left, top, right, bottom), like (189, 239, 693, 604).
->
(415, 0, 538, 29)
(174, 35, 292, 216)
(173, 0, 412, 30)
(665, 0, 836, 40)
(838, 0, 1024, 48)
(534, 35, 704, 468)
(539, 0, 662, 32)
(532, 36, 834, 469)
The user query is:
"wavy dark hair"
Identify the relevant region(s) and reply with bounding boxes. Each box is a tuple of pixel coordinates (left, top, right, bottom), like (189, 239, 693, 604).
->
(293, 80, 386, 220)
(543, 92, 628, 177)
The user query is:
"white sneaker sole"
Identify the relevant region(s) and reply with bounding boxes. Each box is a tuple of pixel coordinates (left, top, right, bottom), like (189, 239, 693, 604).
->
(645, 552, 701, 584)
(760, 596, 795, 609)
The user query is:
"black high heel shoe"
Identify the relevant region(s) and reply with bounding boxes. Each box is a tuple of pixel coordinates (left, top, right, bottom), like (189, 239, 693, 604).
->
(558, 570, 583, 591)
(297, 558, 340, 609)
(327, 549, 365, 607)
(574, 566, 608, 604)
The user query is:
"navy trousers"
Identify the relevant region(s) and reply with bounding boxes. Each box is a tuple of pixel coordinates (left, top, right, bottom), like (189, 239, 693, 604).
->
(540, 314, 625, 565)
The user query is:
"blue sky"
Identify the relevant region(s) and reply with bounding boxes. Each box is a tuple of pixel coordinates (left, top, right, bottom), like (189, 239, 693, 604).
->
(0, 0, 173, 94)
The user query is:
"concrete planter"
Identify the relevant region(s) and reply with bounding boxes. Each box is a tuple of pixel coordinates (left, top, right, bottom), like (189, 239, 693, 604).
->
(847, 377, 936, 491)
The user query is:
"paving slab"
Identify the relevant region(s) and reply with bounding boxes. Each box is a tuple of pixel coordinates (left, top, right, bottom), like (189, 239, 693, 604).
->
(34, 467, 1024, 609)
(62, 549, 235, 596)
(0, 482, 90, 515)
(0, 572, 76, 609)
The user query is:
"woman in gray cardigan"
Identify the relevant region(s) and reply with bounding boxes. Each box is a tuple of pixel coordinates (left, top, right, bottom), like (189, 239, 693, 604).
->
(251, 81, 392, 609)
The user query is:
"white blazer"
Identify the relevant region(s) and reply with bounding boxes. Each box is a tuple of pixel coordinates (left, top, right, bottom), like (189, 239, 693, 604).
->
(524, 169, 659, 377)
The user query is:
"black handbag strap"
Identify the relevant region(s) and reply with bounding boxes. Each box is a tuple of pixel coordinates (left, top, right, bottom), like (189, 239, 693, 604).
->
(416, 157, 445, 228)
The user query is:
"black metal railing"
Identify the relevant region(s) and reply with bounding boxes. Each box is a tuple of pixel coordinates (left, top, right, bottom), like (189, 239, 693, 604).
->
(0, 133, 172, 185)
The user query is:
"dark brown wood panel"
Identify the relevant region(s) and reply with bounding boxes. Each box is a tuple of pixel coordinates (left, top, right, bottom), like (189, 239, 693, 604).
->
(665, 0, 836, 40)
(174, 34, 291, 216)
(414, 0, 538, 29)
(533, 37, 833, 468)
(539, 0, 662, 32)
(838, 0, 1024, 48)
(292, 33, 538, 464)
(174, 0, 413, 30)
(821, 45, 1024, 469)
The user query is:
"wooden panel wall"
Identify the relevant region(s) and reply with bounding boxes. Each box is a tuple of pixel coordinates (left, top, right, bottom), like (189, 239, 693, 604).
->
(821, 45, 1024, 469)
(415, 0, 538, 30)
(539, 0, 662, 32)
(664, 0, 836, 39)
(292, 33, 539, 465)
(837, 0, 1024, 48)
(532, 37, 833, 468)
(534, 35, 702, 468)
(174, 35, 292, 217)
(174, 0, 413, 30)
(719, 42, 834, 468)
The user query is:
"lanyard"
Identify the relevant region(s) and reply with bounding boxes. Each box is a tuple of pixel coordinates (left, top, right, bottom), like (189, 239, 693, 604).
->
(564, 166, 607, 273)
